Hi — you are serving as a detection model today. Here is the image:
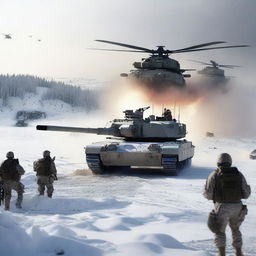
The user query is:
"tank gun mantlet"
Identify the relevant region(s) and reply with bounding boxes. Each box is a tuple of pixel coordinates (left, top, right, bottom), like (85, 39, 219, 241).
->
(112, 119, 134, 124)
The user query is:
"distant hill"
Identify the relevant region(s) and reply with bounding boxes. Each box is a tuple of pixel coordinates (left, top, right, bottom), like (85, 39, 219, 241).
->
(0, 74, 98, 111)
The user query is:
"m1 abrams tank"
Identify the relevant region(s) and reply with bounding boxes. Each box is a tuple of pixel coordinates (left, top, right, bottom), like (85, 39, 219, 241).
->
(36, 107, 194, 175)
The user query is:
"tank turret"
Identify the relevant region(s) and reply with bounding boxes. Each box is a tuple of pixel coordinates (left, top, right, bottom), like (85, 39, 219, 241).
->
(36, 107, 186, 141)
(37, 107, 194, 176)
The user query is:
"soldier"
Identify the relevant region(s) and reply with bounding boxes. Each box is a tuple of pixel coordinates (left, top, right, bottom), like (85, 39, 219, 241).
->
(33, 150, 57, 198)
(0, 151, 25, 210)
(163, 108, 172, 121)
(203, 153, 251, 256)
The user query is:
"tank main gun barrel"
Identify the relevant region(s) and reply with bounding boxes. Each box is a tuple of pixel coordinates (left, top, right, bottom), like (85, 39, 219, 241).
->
(36, 125, 117, 136)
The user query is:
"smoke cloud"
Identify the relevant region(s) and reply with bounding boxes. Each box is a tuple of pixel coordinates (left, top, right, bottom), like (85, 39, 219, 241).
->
(184, 82, 256, 138)
(98, 77, 256, 139)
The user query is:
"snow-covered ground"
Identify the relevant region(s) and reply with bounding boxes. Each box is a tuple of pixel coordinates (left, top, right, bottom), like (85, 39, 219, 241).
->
(0, 112, 255, 256)
(1, 87, 74, 120)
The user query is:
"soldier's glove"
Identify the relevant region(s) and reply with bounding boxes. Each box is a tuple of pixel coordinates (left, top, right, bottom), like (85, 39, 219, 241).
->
(52, 174, 58, 180)
(239, 205, 248, 220)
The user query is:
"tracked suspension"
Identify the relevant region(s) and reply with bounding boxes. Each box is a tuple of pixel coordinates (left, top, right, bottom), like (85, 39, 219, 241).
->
(86, 154, 104, 174)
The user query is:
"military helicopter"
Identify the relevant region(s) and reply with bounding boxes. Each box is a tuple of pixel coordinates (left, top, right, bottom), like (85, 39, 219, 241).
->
(192, 59, 241, 84)
(91, 40, 249, 89)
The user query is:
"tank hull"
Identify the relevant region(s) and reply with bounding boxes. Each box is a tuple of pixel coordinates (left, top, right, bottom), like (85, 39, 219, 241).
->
(85, 140, 194, 175)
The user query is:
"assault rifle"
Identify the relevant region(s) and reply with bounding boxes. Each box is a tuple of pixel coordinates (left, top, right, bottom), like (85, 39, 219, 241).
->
(52, 174, 58, 181)
(0, 182, 4, 206)
(52, 156, 58, 180)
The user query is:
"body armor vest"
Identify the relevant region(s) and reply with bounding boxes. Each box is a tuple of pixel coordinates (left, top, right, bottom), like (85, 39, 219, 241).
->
(1, 159, 20, 181)
(34, 157, 52, 176)
(214, 167, 243, 203)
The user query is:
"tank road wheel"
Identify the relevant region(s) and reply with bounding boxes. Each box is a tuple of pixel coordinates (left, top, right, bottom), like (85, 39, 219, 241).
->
(161, 155, 177, 176)
(86, 154, 105, 174)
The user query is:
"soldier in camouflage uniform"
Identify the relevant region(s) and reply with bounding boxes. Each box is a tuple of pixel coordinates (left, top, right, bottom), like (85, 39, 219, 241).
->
(33, 150, 57, 198)
(0, 151, 25, 210)
(204, 153, 251, 256)
(163, 108, 173, 121)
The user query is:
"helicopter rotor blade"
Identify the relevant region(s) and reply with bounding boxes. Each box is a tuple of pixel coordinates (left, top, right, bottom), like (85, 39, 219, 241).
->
(87, 48, 147, 53)
(189, 59, 241, 68)
(172, 44, 250, 53)
(172, 41, 226, 52)
(219, 64, 241, 68)
(189, 60, 212, 65)
(95, 39, 153, 53)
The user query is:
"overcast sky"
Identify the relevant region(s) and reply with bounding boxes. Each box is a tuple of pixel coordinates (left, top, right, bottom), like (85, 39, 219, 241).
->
(0, 0, 255, 81)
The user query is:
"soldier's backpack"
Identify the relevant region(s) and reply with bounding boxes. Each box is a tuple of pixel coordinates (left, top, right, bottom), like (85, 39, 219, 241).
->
(34, 158, 52, 176)
(1, 159, 20, 181)
(214, 167, 243, 203)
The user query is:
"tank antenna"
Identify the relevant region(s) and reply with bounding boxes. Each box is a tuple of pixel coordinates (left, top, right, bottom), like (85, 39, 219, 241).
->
(178, 105, 181, 122)
(173, 101, 176, 119)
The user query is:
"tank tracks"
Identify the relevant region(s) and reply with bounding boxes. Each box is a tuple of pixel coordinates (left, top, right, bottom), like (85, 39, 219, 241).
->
(86, 154, 104, 174)
(162, 156, 192, 175)
(161, 155, 179, 175)
(86, 154, 191, 176)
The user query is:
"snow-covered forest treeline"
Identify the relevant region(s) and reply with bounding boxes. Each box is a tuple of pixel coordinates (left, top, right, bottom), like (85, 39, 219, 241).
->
(0, 74, 98, 110)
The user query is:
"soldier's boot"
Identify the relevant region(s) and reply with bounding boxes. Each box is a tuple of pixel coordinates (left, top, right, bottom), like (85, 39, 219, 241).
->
(47, 186, 53, 198)
(235, 247, 243, 256)
(38, 184, 45, 196)
(15, 201, 22, 209)
(16, 192, 23, 209)
(4, 201, 10, 211)
(217, 247, 225, 256)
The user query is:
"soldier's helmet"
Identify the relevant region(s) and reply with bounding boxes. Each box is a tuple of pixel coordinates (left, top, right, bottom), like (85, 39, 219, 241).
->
(217, 153, 232, 166)
(6, 151, 14, 159)
(43, 150, 51, 158)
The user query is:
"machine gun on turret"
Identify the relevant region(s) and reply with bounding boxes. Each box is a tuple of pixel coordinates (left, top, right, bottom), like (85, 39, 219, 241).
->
(123, 106, 150, 120)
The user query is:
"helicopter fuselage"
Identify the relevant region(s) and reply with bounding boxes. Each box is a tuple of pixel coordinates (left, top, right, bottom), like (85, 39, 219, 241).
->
(197, 66, 229, 90)
(134, 56, 180, 71)
(126, 55, 187, 87)
(198, 66, 225, 77)
(129, 69, 186, 87)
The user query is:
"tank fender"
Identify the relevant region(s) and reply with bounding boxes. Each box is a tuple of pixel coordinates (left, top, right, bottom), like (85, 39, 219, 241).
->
(101, 142, 119, 152)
